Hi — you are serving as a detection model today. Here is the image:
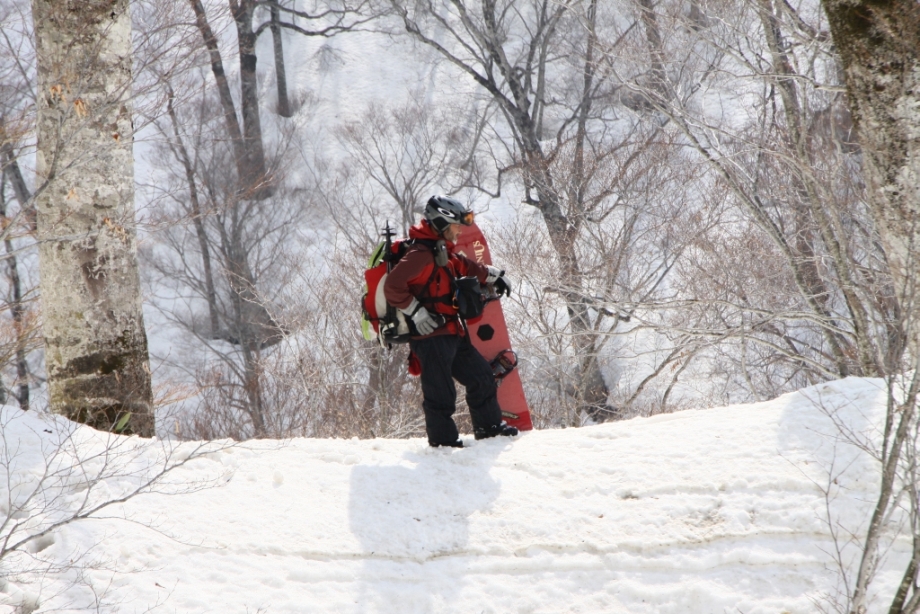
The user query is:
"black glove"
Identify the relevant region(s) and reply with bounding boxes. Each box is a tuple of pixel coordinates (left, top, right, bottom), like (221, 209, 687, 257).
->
(486, 266, 512, 298)
(494, 275, 511, 298)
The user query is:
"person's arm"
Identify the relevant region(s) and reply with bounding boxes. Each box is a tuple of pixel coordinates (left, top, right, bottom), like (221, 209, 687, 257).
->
(383, 249, 432, 310)
(454, 253, 490, 282)
(454, 253, 511, 297)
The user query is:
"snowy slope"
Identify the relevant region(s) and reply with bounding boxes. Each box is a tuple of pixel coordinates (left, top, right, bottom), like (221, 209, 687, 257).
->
(1, 377, 908, 613)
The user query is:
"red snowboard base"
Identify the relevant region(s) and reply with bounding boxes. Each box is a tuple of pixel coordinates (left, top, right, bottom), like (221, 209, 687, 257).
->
(454, 223, 533, 431)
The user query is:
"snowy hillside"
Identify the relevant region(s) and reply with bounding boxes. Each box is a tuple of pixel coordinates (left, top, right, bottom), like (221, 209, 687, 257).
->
(1, 377, 908, 613)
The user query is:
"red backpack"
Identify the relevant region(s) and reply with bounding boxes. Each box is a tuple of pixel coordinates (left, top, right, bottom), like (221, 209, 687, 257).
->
(362, 224, 446, 346)
(361, 225, 414, 346)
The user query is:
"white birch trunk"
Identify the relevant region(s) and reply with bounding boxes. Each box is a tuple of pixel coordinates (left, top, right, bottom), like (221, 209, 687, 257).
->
(822, 1, 920, 348)
(32, 0, 153, 436)
(822, 2, 920, 611)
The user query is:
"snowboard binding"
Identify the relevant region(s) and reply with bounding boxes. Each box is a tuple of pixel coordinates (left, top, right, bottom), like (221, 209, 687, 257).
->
(490, 349, 518, 382)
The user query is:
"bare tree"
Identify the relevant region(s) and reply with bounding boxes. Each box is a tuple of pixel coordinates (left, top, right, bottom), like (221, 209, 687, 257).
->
(148, 0, 380, 438)
(188, 0, 374, 193)
(296, 97, 477, 438)
(334, 97, 480, 234)
(258, 0, 375, 117)
(597, 0, 899, 408)
(0, 120, 37, 413)
(0, 170, 38, 410)
(0, 0, 39, 411)
(188, 0, 269, 197)
(819, 1, 920, 611)
(389, 0, 689, 420)
(269, 0, 293, 117)
(31, 0, 154, 435)
(144, 82, 301, 438)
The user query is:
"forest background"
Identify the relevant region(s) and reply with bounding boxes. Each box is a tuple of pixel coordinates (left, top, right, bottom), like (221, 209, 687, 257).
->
(4, 1, 920, 612)
(0, 0, 885, 441)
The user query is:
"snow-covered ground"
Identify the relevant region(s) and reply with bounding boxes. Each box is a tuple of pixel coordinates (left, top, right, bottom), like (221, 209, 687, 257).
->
(1, 376, 908, 613)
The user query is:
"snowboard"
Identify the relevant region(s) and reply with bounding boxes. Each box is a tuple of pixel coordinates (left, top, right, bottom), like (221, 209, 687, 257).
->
(454, 223, 534, 431)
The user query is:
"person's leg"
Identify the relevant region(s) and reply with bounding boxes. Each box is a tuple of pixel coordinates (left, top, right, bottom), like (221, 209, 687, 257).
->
(451, 335, 502, 430)
(410, 335, 461, 446)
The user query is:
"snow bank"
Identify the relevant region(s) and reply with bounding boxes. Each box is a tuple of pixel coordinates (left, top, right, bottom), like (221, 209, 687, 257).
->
(0, 377, 907, 613)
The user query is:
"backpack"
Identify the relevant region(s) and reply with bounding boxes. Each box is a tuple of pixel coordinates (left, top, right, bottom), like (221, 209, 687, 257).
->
(360, 223, 489, 347)
(361, 224, 440, 347)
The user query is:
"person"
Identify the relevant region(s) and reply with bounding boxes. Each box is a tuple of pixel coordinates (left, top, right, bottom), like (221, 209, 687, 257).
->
(384, 195, 519, 448)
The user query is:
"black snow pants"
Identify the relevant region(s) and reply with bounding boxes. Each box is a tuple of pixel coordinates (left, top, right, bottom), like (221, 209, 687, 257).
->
(409, 333, 502, 445)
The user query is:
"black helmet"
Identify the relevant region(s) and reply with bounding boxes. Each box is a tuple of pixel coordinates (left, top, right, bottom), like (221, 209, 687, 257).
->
(424, 195, 474, 233)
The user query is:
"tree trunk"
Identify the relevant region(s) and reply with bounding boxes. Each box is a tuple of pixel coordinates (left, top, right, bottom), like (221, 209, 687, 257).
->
(477, 1, 611, 418)
(0, 135, 36, 232)
(270, 2, 293, 118)
(638, 0, 667, 97)
(821, 0, 920, 611)
(0, 178, 30, 411)
(0, 123, 34, 411)
(31, 0, 154, 436)
(190, 0, 269, 196)
(758, 0, 879, 376)
(221, 222, 267, 435)
(0, 178, 30, 410)
(821, 0, 920, 333)
(526, 157, 610, 418)
(568, 0, 611, 420)
(230, 0, 270, 197)
(165, 85, 221, 339)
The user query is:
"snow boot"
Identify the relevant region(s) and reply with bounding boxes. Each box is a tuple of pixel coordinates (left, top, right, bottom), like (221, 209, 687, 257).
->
(474, 421, 518, 440)
(430, 439, 463, 448)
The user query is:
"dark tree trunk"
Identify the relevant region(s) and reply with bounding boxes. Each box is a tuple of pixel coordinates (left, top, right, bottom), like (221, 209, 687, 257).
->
(471, 1, 611, 419)
(165, 85, 221, 339)
(0, 176, 29, 410)
(638, 0, 667, 96)
(0, 120, 34, 411)
(0, 134, 36, 231)
(189, 0, 248, 184)
(190, 0, 270, 197)
(188, 0, 280, 434)
(270, 2, 293, 118)
(230, 0, 270, 197)
(217, 218, 267, 435)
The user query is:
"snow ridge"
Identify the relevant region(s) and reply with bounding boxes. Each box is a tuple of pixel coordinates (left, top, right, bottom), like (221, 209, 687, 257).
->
(0, 377, 907, 613)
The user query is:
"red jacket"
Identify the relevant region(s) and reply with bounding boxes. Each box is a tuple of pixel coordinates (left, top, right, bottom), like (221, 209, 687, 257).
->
(384, 220, 490, 338)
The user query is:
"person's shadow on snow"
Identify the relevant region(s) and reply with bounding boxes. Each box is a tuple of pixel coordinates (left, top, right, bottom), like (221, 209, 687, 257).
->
(347, 439, 506, 613)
